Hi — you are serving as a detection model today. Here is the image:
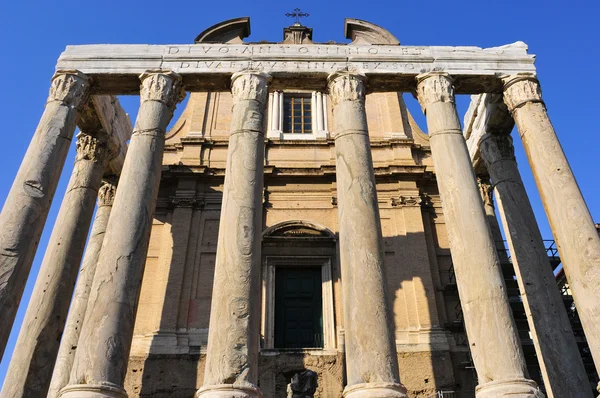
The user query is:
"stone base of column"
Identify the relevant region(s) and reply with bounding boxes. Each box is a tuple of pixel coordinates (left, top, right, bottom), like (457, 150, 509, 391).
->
(196, 384, 262, 398)
(343, 382, 408, 398)
(476, 378, 544, 398)
(58, 382, 128, 398)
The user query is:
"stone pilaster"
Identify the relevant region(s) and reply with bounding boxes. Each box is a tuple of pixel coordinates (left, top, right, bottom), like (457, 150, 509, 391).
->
(480, 132, 592, 397)
(503, 74, 600, 388)
(47, 180, 117, 398)
(197, 71, 270, 398)
(1, 132, 108, 398)
(416, 72, 542, 398)
(0, 71, 91, 359)
(58, 71, 184, 398)
(328, 71, 407, 398)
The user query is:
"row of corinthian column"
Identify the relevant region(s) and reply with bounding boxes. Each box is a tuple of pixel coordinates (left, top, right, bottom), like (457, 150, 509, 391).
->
(0, 67, 597, 398)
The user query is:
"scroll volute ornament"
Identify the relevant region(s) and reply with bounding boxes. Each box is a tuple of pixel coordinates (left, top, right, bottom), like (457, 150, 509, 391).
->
(502, 73, 543, 112)
(49, 70, 91, 108)
(327, 72, 366, 108)
(415, 72, 455, 112)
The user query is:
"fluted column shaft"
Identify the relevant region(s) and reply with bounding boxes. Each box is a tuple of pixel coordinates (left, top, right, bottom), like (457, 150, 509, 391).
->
(197, 71, 270, 398)
(503, 74, 600, 391)
(0, 71, 90, 359)
(416, 72, 542, 398)
(328, 72, 407, 398)
(1, 132, 109, 398)
(58, 71, 183, 398)
(480, 132, 591, 397)
(48, 180, 117, 398)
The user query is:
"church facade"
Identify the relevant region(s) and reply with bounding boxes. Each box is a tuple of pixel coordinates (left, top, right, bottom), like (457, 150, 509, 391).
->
(0, 15, 599, 398)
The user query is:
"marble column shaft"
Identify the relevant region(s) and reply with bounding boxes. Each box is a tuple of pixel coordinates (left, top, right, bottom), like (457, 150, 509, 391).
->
(503, 74, 600, 386)
(480, 132, 591, 397)
(328, 72, 407, 398)
(1, 132, 109, 398)
(477, 177, 511, 264)
(0, 71, 90, 359)
(47, 180, 117, 398)
(416, 72, 542, 398)
(197, 71, 269, 398)
(58, 71, 183, 398)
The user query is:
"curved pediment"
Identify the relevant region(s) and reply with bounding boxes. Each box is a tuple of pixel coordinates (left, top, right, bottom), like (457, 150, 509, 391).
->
(194, 17, 251, 44)
(344, 18, 400, 45)
(263, 220, 335, 239)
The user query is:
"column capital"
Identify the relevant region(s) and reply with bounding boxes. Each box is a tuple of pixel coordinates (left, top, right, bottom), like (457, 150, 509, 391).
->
(477, 176, 495, 208)
(139, 70, 185, 110)
(480, 133, 516, 163)
(415, 72, 454, 112)
(97, 180, 117, 207)
(49, 70, 91, 108)
(327, 71, 366, 108)
(501, 72, 543, 112)
(75, 133, 109, 165)
(231, 71, 271, 104)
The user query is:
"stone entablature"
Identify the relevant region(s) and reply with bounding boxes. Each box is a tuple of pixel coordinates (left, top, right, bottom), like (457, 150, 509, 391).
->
(56, 42, 534, 93)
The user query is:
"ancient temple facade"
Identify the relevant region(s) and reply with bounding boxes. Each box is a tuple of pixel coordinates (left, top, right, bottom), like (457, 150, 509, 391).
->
(1, 16, 599, 398)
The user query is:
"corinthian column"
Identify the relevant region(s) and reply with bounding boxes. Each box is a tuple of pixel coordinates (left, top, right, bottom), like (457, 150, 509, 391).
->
(1, 132, 109, 398)
(416, 72, 542, 398)
(58, 71, 184, 398)
(48, 180, 117, 398)
(503, 74, 600, 390)
(0, 71, 90, 359)
(328, 71, 407, 398)
(479, 132, 591, 397)
(197, 71, 270, 398)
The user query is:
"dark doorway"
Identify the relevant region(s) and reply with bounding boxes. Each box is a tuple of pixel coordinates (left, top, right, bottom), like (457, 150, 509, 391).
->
(274, 267, 323, 349)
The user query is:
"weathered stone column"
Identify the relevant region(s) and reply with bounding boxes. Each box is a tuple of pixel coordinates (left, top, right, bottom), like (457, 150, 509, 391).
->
(0, 71, 90, 359)
(1, 132, 109, 398)
(480, 132, 591, 397)
(328, 71, 407, 398)
(416, 72, 542, 397)
(503, 74, 600, 389)
(477, 177, 510, 264)
(196, 71, 270, 398)
(47, 180, 117, 398)
(58, 71, 183, 398)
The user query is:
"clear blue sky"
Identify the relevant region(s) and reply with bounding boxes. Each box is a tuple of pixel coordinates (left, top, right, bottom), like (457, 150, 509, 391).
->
(1, 0, 598, 386)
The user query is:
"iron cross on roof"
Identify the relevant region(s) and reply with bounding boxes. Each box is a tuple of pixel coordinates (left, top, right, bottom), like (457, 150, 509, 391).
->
(285, 8, 309, 25)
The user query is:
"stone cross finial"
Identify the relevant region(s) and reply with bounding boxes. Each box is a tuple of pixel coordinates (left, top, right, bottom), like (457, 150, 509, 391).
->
(285, 8, 309, 25)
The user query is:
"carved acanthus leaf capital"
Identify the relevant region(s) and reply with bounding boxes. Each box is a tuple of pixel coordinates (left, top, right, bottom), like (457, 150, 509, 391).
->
(480, 133, 515, 164)
(230, 71, 271, 105)
(477, 176, 495, 208)
(98, 180, 117, 206)
(327, 72, 367, 108)
(415, 72, 455, 113)
(502, 73, 543, 112)
(139, 70, 185, 110)
(49, 70, 91, 108)
(75, 133, 108, 165)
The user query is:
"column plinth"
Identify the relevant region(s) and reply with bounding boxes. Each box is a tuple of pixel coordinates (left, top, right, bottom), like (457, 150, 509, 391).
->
(58, 71, 184, 398)
(476, 378, 542, 398)
(48, 180, 117, 398)
(328, 71, 407, 398)
(503, 73, 600, 377)
(196, 384, 262, 398)
(2, 132, 109, 398)
(199, 71, 270, 398)
(0, 70, 91, 359)
(416, 72, 542, 397)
